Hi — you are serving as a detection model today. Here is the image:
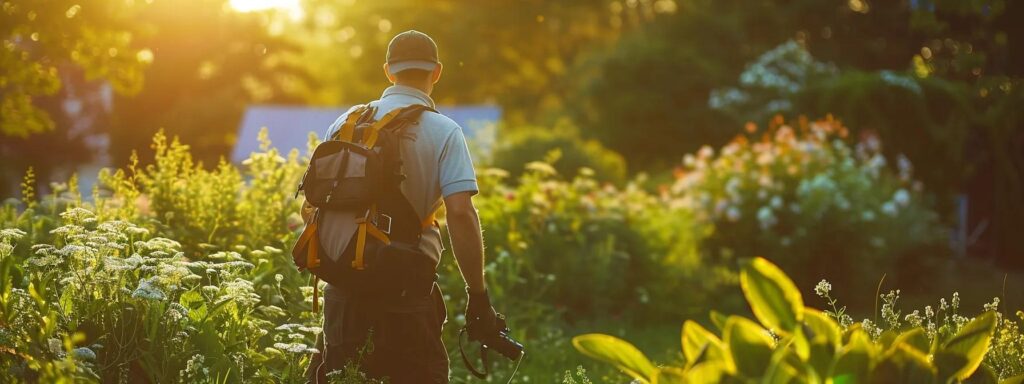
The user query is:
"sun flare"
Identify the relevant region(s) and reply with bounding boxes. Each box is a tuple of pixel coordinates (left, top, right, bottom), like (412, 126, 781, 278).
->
(228, 0, 303, 17)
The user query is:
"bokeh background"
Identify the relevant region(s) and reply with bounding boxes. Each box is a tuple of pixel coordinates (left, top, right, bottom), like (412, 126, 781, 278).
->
(2, 0, 1024, 382)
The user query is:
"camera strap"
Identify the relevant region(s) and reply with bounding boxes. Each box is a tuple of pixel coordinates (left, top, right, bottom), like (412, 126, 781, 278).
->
(458, 327, 523, 384)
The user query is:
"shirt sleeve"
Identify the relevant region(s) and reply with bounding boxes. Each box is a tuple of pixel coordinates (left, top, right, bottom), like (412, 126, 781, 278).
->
(439, 127, 479, 197)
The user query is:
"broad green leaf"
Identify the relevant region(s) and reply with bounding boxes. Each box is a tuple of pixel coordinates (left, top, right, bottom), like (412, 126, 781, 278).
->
(830, 329, 876, 384)
(963, 364, 998, 384)
(573, 334, 658, 383)
(723, 316, 774, 378)
(934, 352, 969, 382)
(937, 311, 998, 381)
(654, 367, 687, 384)
(740, 257, 803, 334)
(891, 328, 929, 355)
(710, 310, 728, 333)
(803, 308, 841, 348)
(686, 361, 731, 384)
(1000, 375, 1024, 384)
(765, 345, 817, 384)
(871, 343, 937, 384)
(801, 308, 841, 378)
(682, 320, 726, 364)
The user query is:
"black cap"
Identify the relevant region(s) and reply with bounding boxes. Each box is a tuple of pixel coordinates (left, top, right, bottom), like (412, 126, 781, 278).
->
(386, 30, 440, 75)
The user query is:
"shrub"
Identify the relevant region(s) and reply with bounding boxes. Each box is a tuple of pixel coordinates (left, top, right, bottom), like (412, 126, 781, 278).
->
(0, 210, 319, 383)
(665, 117, 945, 296)
(0, 129, 717, 382)
(573, 257, 1024, 383)
(490, 124, 627, 184)
(439, 161, 717, 325)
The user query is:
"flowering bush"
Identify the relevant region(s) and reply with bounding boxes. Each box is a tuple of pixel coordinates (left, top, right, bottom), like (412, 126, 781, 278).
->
(0, 209, 320, 383)
(0, 131, 341, 382)
(666, 116, 944, 294)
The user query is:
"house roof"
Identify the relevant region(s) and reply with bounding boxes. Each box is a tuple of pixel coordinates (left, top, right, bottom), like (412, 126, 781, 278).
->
(231, 104, 500, 163)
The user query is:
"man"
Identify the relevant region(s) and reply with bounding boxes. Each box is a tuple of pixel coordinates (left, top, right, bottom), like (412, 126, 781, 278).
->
(305, 30, 498, 383)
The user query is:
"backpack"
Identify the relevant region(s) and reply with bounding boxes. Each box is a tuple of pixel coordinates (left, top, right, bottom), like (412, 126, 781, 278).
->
(291, 104, 438, 311)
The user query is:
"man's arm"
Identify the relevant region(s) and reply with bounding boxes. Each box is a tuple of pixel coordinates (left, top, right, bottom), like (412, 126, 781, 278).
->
(443, 191, 486, 294)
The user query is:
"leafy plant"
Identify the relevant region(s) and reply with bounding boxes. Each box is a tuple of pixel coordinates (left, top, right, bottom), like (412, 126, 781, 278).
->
(666, 117, 944, 296)
(573, 257, 1023, 383)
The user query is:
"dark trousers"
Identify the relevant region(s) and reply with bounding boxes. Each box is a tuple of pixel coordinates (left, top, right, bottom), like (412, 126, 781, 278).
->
(306, 283, 449, 384)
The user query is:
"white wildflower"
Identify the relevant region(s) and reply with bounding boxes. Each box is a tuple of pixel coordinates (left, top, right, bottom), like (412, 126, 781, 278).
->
(814, 280, 831, 298)
(132, 279, 166, 301)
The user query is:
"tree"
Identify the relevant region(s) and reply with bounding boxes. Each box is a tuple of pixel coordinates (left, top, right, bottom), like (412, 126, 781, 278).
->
(0, 0, 149, 195)
(0, 0, 148, 138)
(292, 0, 671, 122)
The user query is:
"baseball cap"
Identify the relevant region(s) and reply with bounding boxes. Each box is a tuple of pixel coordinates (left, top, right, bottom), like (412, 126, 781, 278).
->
(386, 30, 440, 75)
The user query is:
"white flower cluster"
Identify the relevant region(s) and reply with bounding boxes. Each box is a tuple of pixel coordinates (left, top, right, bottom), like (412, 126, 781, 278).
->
(132, 278, 166, 301)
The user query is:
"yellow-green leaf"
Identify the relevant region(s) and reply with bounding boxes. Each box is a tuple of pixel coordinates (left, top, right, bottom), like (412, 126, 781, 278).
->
(891, 327, 929, 355)
(573, 334, 658, 383)
(710, 310, 728, 333)
(682, 320, 726, 365)
(723, 316, 774, 378)
(803, 308, 841, 348)
(686, 361, 731, 384)
(654, 367, 687, 384)
(938, 311, 998, 381)
(872, 343, 937, 383)
(830, 329, 876, 384)
(740, 257, 803, 334)
(1000, 374, 1024, 384)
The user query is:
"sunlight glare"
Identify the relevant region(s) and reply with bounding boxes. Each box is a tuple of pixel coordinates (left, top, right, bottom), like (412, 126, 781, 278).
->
(229, 0, 303, 18)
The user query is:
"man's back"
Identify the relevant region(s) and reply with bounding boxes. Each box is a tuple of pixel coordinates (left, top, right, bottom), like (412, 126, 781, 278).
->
(324, 84, 478, 265)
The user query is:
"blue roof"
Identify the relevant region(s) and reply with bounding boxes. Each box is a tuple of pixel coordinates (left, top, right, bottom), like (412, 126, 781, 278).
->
(232, 104, 500, 163)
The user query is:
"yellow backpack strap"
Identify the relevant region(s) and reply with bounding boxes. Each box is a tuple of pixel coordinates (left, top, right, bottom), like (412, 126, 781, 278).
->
(333, 105, 369, 142)
(351, 204, 392, 271)
(361, 107, 407, 148)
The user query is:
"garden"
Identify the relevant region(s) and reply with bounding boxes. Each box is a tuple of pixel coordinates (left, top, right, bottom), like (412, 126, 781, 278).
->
(3, 0, 1024, 383)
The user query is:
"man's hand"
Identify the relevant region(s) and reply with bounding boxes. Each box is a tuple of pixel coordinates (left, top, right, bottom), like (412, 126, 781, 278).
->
(465, 288, 498, 340)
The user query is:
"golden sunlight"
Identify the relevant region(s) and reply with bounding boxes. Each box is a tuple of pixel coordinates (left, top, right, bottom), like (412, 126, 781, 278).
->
(228, 0, 303, 17)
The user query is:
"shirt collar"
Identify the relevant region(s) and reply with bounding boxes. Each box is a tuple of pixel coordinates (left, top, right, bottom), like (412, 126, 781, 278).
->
(381, 85, 435, 109)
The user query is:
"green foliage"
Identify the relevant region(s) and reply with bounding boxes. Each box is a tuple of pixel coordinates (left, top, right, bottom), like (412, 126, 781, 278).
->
(0, 129, 711, 382)
(490, 123, 627, 184)
(0, 0, 148, 138)
(450, 157, 722, 324)
(740, 257, 803, 334)
(574, 257, 1024, 383)
(667, 117, 944, 296)
(572, 334, 658, 382)
(0, 132, 316, 383)
(293, 0, 670, 120)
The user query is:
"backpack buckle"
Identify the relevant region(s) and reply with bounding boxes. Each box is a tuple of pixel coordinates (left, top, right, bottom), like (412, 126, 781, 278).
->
(372, 213, 392, 234)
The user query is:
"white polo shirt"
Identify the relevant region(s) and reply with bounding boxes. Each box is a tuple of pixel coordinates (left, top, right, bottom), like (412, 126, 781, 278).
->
(321, 85, 478, 265)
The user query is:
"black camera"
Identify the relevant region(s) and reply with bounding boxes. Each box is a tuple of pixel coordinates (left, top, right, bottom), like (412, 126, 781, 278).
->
(460, 313, 525, 381)
(476, 314, 524, 360)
